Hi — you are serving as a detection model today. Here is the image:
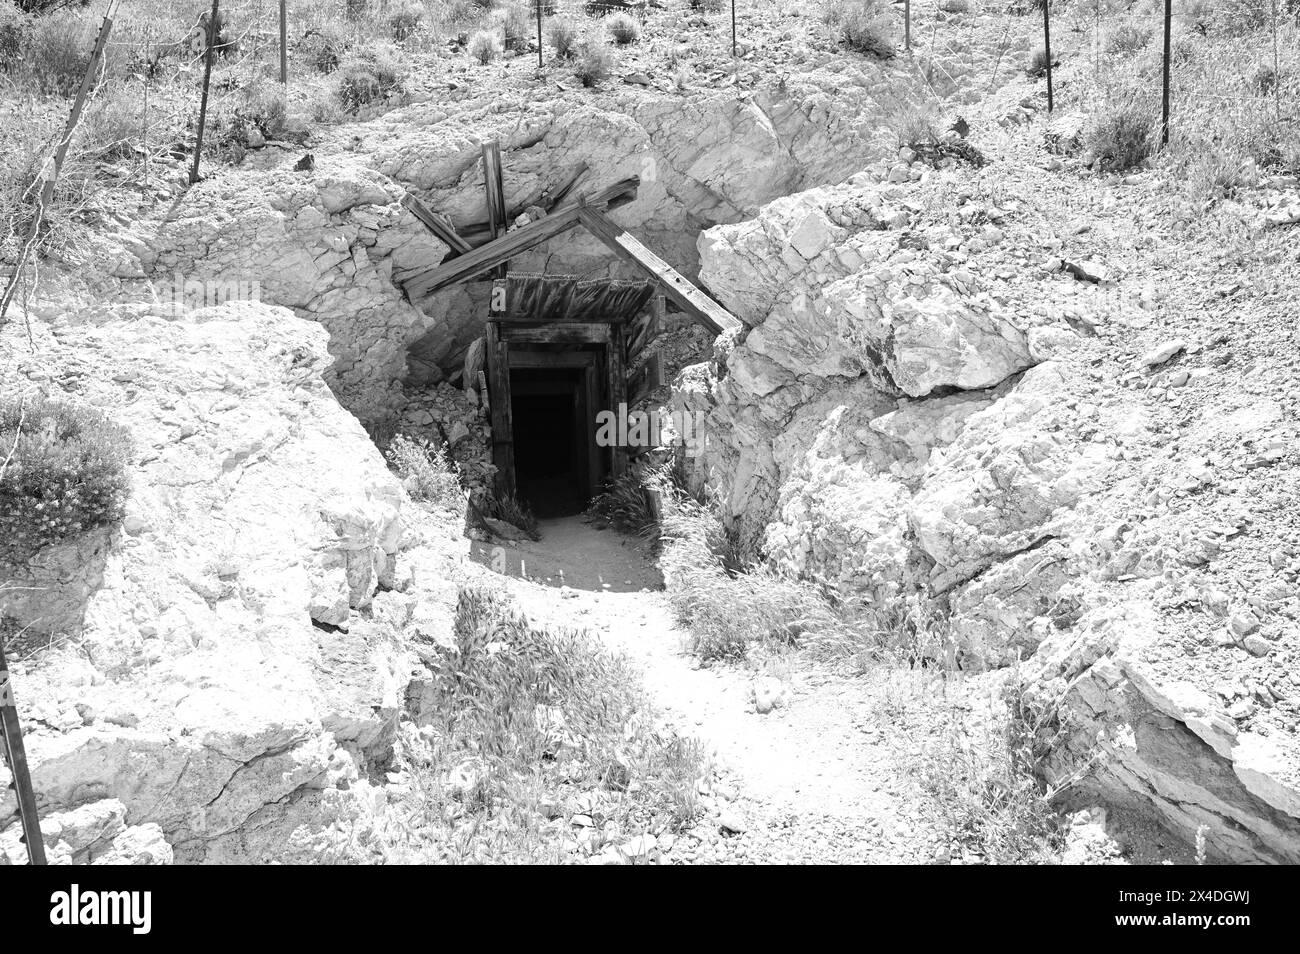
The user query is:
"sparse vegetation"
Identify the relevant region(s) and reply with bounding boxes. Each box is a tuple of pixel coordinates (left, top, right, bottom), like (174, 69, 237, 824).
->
(467, 28, 502, 65)
(546, 16, 579, 57)
(1085, 98, 1156, 172)
(487, 489, 540, 540)
(606, 12, 641, 45)
(913, 674, 1068, 864)
(823, 0, 895, 59)
(589, 462, 659, 538)
(0, 395, 132, 561)
(573, 35, 613, 86)
(386, 434, 464, 511)
(336, 42, 408, 110)
(1104, 23, 1151, 56)
(658, 486, 837, 660)
(310, 587, 707, 863)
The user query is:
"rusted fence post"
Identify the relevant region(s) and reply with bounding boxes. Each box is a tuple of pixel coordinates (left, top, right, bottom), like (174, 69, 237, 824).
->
(1161, 0, 1172, 145)
(1043, 0, 1054, 112)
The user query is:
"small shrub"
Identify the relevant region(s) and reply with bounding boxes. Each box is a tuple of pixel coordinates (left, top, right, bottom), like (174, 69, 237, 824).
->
(389, 0, 427, 42)
(21, 12, 99, 95)
(467, 29, 501, 65)
(689, 0, 726, 11)
(499, 2, 533, 53)
(939, 0, 970, 11)
(387, 434, 463, 510)
(336, 43, 407, 110)
(1251, 62, 1278, 95)
(573, 37, 612, 87)
(0, 396, 131, 560)
(1027, 46, 1049, 77)
(658, 487, 837, 660)
(823, 0, 895, 59)
(1104, 23, 1151, 56)
(487, 490, 540, 540)
(301, 23, 350, 74)
(1086, 99, 1156, 172)
(589, 463, 658, 538)
(606, 12, 641, 45)
(546, 17, 579, 58)
(0, 3, 28, 70)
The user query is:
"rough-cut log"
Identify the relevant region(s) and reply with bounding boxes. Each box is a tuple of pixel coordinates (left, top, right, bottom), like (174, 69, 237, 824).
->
(576, 207, 743, 336)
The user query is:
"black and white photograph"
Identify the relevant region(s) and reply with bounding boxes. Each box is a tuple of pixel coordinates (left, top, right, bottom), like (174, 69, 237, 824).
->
(0, 0, 1292, 917)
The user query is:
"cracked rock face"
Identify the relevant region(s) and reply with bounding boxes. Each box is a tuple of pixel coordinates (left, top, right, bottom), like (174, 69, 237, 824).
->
(0, 302, 415, 863)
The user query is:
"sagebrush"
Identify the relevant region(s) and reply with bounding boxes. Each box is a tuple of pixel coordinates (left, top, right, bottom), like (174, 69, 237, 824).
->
(386, 434, 464, 510)
(0, 396, 132, 560)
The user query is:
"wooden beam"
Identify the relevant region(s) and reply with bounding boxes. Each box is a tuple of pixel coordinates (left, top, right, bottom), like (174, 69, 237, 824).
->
(457, 162, 590, 245)
(500, 322, 612, 346)
(576, 207, 743, 336)
(508, 350, 601, 369)
(401, 178, 640, 299)
(607, 323, 629, 481)
(485, 322, 515, 498)
(482, 141, 508, 279)
(401, 193, 472, 256)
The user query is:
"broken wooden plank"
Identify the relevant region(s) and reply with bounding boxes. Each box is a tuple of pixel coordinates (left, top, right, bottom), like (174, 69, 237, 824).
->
(401, 193, 472, 256)
(576, 207, 743, 336)
(401, 178, 640, 299)
(458, 161, 590, 244)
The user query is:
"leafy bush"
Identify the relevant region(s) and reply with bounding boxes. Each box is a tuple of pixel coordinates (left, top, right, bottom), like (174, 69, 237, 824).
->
(467, 28, 501, 64)
(823, 0, 895, 59)
(0, 396, 131, 560)
(1086, 99, 1156, 172)
(336, 42, 407, 110)
(547, 16, 579, 57)
(386, 434, 463, 510)
(1105, 23, 1151, 56)
(606, 12, 640, 45)
(573, 36, 612, 86)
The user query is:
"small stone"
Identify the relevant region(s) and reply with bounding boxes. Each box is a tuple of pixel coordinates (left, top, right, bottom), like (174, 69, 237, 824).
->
(1243, 635, 1272, 657)
(1141, 339, 1186, 368)
(1230, 612, 1261, 637)
(718, 809, 746, 834)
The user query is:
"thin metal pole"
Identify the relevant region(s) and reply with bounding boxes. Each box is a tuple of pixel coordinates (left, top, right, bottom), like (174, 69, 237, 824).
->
(1, 638, 46, 865)
(731, 0, 737, 58)
(1043, 0, 1053, 112)
(280, 0, 288, 84)
(536, 0, 543, 69)
(1161, 0, 1172, 145)
(191, 0, 220, 185)
(905, 0, 911, 51)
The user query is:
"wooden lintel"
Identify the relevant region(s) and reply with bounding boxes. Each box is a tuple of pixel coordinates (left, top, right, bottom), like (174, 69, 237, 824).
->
(576, 207, 743, 336)
(507, 350, 601, 369)
(401, 178, 640, 299)
(500, 322, 611, 346)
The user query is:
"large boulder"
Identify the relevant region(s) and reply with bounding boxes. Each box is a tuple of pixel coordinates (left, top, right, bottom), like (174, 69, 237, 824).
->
(0, 302, 437, 863)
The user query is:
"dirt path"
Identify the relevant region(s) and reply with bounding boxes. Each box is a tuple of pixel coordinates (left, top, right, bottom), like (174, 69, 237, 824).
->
(471, 516, 952, 864)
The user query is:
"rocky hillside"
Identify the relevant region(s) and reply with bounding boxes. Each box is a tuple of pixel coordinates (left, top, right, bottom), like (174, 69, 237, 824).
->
(681, 78, 1300, 862)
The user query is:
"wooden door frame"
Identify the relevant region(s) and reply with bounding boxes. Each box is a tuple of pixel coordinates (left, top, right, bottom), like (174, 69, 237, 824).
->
(485, 320, 628, 499)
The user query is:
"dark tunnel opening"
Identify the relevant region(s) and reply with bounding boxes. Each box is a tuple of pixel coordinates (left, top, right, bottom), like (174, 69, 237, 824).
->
(509, 366, 593, 517)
